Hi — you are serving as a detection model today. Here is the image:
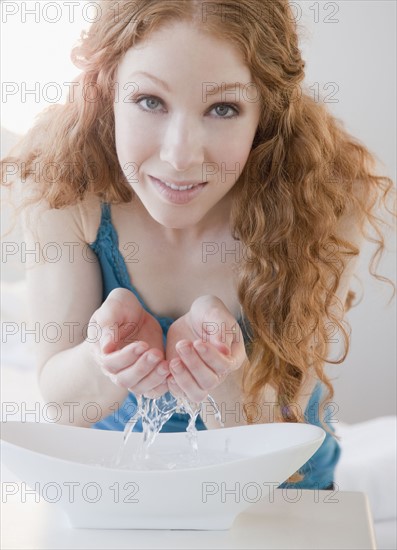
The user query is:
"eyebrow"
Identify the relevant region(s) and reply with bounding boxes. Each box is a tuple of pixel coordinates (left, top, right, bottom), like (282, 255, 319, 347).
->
(127, 71, 246, 95)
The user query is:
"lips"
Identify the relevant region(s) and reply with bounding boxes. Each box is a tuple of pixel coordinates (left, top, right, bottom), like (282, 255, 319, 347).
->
(149, 176, 207, 205)
(154, 177, 207, 190)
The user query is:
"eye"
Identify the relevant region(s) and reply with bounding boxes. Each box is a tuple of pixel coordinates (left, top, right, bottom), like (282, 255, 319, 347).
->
(211, 104, 240, 119)
(132, 95, 163, 113)
(129, 95, 240, 119)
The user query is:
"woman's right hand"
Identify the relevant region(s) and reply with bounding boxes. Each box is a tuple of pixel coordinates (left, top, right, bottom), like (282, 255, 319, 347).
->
(86, 288, 170, 396)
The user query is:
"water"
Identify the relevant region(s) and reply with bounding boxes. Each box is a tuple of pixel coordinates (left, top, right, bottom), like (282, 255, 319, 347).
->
(95, 447, 246, 470)
(113, 392, 225, 469)
(207, 394, 225, 429)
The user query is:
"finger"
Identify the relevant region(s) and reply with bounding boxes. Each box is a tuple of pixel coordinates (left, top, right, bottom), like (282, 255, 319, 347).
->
(166, 374, 186, 400)
(192, 339, 238, 375)
(175, 342, 220, 390)
(143, 380, 169, 399)
(100, 341, 153, 375)
(130, 360, 170, 395)
(102, 349, 163, 388)
(176, 340, 237, 377)
(107, 349, 163, 386)
(169, 359, 208, 403)
(209, 320, 241, 352)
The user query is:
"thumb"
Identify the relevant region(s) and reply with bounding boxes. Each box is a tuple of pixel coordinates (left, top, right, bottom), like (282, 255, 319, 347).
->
(191, 296, 238, 354)
(213, 340, 231, 356)
(210, 318, 239, 355)
(100, 328, 115, 354)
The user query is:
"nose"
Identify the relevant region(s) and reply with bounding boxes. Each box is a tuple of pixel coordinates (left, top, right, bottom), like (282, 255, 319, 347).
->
(159, 113, 205, 171)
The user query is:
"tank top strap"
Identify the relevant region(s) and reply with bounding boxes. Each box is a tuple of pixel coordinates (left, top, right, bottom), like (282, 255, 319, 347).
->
(89, 201, 131, 291)
(88, 201, 176, 334)
(100, 201, 112, 222)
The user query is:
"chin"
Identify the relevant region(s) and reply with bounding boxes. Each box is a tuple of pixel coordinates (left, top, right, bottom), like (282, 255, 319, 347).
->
(154, 212, 200, 229)
(158, 219, 193, 229)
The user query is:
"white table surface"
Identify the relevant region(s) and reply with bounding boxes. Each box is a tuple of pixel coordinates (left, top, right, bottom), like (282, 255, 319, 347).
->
(1, 480, 377, 550)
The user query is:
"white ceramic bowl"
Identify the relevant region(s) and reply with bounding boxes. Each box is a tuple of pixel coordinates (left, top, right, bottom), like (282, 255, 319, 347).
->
(1, 421, 325, 530)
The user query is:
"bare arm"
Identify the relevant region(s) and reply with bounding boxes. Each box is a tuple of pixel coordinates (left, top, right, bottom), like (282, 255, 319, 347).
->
(22, 198, 128, 427)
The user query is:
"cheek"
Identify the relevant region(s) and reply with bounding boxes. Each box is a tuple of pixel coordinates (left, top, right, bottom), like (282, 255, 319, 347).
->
(114, 118, 146, 166)
(215, 142, 251, 185)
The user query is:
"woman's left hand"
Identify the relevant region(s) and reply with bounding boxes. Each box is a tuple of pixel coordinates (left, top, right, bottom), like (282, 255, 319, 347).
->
(165, 295, 248, 403)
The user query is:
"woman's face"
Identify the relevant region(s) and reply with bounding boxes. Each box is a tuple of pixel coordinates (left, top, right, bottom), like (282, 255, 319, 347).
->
(114, 21, 261, 235)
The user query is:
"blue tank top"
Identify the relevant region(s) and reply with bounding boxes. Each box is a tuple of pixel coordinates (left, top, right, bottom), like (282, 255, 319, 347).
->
(88, 202, 340, 489)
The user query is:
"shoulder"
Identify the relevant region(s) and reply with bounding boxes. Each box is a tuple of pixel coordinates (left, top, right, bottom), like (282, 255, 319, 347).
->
(75, 191, 103, 244)
(76, 194, 135, 244)
(20, 191, 103, 245)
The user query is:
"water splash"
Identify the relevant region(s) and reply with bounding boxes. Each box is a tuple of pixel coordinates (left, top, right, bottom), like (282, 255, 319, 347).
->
(207, 394, 225, 428)
(114, 392, 224, 469)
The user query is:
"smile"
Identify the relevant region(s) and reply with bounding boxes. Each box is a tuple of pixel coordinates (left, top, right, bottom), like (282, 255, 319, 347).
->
(149, 176, 208, 205)
(162, 180, 199, 191)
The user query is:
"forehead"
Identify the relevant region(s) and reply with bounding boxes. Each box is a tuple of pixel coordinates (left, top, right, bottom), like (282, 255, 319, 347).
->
(116, 21, 252, 83)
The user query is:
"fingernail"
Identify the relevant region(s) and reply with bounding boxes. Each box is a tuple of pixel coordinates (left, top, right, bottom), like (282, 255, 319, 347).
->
(134, 342, 148, 355)
(147, 353, 160, 365)
(157, 363, 169, 375)
(193, 340, 207, 353)
(170, 359, 183, 373)
(177, 344, 191, 356)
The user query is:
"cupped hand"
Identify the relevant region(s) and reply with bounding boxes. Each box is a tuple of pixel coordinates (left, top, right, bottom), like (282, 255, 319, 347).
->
(164, 295, 247, 403)
(87, 288, 170, 396)
(89, 290, 247, 405)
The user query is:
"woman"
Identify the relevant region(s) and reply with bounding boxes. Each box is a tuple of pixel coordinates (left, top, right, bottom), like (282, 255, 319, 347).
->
(1, 0, 395, 490)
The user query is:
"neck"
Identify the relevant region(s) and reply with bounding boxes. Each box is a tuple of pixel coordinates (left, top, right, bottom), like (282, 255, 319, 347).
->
(137, 189, 236, 248)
